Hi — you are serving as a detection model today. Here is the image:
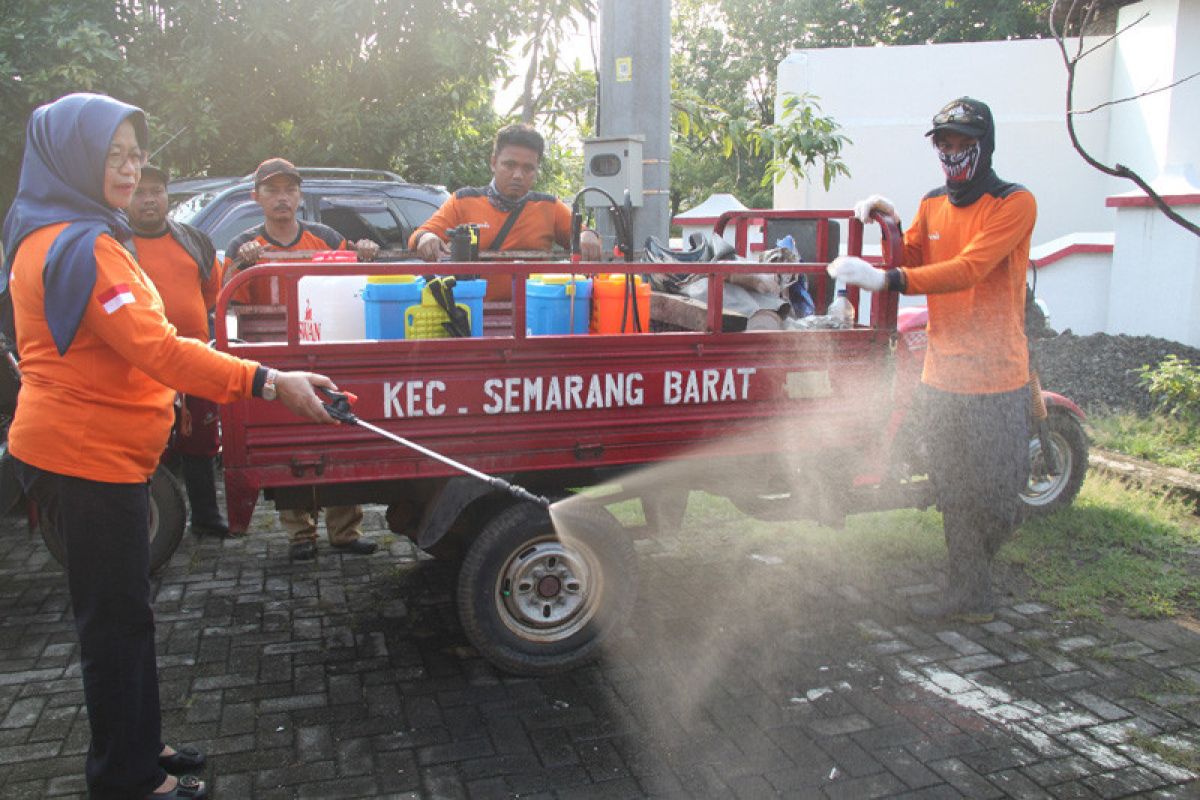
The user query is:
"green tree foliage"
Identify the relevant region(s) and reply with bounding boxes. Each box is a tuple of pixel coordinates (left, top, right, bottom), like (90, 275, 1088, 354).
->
(0, 0, 588, 209)
(0, 2, 131, 208)
(505, 0, 596, 128)
(1, 0, 1055, 218)
(670, 0, 1051, 214)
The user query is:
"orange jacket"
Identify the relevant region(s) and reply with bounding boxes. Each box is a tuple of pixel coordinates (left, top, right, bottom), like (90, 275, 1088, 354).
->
(133, 230, 222, 341)
(9, 223, 260, 483)
(410, 188, 573, 252)
(409, 189, 574, 301)
(224, 222, 346, 305)
(900, 185, 1035, 395)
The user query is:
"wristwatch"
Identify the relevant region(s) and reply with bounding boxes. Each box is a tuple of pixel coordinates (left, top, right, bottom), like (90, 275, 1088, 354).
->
(262, 369, 278, 401)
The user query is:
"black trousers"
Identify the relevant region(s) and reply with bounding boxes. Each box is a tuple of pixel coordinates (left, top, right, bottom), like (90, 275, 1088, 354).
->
(180, 454, 226, 529)
(15, 459, 166, 799)
(918, 385, 1029, 603)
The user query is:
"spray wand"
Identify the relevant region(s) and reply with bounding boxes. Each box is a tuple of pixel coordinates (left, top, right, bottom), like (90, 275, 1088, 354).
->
(317, 388, 550, 508)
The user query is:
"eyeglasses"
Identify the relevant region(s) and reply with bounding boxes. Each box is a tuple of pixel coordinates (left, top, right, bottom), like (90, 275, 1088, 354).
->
(105, 148, 148, 170)
(931, 102, 986, 129)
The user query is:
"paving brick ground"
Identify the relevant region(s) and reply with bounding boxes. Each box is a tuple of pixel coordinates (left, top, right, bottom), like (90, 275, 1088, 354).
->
(0, 495, 1197, 799)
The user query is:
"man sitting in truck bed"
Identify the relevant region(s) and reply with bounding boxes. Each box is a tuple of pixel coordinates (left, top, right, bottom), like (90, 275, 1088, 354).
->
(222, 157, 380, 562)
(408, 124, 602, 300)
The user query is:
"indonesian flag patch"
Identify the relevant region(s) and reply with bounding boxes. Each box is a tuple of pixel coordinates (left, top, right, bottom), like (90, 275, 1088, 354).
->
(97, 283, 135, 314)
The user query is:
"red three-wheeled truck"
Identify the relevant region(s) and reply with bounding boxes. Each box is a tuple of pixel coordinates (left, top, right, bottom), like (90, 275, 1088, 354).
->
(10, 210, 1087, 675)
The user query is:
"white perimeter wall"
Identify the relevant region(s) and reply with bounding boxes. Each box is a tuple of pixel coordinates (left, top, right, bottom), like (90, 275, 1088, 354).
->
(774, 38, 1122, 250)
(1027, 235, 1115, 336)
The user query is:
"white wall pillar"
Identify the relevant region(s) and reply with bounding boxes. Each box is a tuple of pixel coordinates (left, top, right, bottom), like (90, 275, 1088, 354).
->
(1106, 0, 1200, 181)
(1103, 0, 1200, 347)
(1105, 199, 1200, 346)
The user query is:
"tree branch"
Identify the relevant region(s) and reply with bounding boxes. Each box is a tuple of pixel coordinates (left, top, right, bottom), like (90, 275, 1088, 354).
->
(1052, 0, 1200, 237)
(1072, 70, 1200, 115)
(1111, 164, 1200, 236)
(1076, 12, 1147, 60)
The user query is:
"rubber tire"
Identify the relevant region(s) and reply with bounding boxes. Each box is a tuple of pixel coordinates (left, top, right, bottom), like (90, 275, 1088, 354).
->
(40, 464, 188, 574)
(1021, 409, 1089, 517)
(456, 501, 636, 676)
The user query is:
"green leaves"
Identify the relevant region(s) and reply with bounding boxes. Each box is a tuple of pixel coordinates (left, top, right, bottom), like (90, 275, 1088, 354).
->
(669, 0, 1049, 213)
(1138, 355, 1200, 423)
(671, 90, 850, 210)
(0, 0, 588, 206)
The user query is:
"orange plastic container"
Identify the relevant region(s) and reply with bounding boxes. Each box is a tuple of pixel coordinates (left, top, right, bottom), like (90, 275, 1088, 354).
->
(591, 273, 650, 334)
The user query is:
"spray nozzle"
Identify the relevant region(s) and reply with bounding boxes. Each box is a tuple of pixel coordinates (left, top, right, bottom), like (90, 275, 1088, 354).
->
(316, 387, 358, 423)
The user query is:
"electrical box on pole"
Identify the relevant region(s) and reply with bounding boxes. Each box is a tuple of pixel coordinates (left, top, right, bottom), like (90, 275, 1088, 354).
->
(582, 136, 644, 207)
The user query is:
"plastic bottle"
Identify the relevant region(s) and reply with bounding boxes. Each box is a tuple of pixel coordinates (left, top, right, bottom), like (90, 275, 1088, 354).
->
(827, 288, 855, 329)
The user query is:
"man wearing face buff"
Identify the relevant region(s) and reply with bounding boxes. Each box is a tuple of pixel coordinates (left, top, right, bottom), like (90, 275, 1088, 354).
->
(828, 97, 1035, 623)
(2, 93, 341, 799)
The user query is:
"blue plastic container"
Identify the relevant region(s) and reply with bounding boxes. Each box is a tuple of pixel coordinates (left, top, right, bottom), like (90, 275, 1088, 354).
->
(526, 275, 593, 335)
(363, 277, 424, 339)
(446, 278, 486, 337)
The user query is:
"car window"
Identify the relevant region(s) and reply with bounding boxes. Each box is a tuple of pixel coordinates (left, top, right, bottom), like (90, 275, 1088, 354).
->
(207, 201, 265, 257)
(170, 190, 220, 224)
(392, 197, 440, 232)
(319, 196, 405, 248)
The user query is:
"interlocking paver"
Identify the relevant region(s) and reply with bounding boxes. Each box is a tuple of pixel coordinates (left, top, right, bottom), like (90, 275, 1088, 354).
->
(0, 498, 1197, 800)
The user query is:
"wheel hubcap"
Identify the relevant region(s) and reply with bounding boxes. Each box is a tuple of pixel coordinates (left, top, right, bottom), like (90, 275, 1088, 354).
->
(1023, 432, 1072, 505)
(498, 539, 597, 641)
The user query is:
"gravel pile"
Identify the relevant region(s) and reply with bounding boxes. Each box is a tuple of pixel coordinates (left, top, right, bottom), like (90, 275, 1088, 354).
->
(1033, 331, 1200, 415)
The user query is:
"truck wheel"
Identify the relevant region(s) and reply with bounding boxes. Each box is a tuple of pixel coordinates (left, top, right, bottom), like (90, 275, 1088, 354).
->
(40, 464, 188, 574)
(1021, 409, 1088, 517)
(457, 502, 636, 675)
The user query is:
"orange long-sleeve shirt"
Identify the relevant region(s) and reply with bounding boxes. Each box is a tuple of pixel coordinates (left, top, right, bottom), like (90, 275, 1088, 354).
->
(9, 224, 260, 483)
(409, 188, 574, 301)
(132, 230, 222, 341)
(899, 185, 1036, 394)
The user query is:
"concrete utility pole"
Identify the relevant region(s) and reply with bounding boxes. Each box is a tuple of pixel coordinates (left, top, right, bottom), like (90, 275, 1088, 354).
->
(596, 0, 671, 257)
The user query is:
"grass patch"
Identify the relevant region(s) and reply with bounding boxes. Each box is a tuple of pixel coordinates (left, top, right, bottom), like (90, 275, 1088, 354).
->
(614, 472, 1199, 622)
(1003, 472, 1200, 619)
(1087, 410, 1200, 472)
(1127, 732, 1200, 773)
(610, 490, 945, 584)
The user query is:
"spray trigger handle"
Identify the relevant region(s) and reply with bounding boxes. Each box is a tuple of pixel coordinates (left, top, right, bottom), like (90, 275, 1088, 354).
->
(316, 387, 358, 423)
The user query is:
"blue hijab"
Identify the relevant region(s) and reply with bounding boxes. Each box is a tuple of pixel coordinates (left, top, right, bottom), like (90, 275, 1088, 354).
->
(1, 93, 148, 354)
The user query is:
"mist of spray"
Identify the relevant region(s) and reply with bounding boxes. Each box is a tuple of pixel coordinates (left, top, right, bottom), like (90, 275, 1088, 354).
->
(539, 331, 921, 764)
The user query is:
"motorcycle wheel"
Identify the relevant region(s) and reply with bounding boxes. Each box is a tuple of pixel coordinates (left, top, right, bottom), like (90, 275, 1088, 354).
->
(1021, 409, 1089, 516)
(39, 464, 188, 574)
(456, 501, 636, 675)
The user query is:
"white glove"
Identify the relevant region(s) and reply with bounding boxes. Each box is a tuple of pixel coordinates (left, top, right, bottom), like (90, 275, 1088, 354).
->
(853, 194, 898, 225)
(827, 256, 886, 292)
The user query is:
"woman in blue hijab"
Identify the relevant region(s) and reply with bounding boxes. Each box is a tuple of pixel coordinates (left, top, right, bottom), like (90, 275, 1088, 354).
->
(3, 93, 339, 800)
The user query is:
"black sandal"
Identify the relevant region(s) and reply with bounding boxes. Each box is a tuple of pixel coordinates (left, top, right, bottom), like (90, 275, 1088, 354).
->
(146, 774, 207, 799)
(158, 744, 206, 774)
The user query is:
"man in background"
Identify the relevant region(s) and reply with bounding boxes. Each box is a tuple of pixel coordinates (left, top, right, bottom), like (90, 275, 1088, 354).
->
(224, 157, 379, 305)
(223, 158, 379, 561)
(129, 164, 229, 538)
